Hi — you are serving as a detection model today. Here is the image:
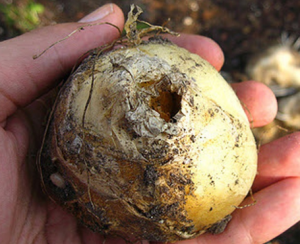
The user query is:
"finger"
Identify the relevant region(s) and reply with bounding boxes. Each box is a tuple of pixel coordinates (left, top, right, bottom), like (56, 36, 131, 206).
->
(175, 178, 300, 244)
(231, 80, 277, 127)
(222, 178, 300, 244)
(0, 4, 124, 123)
(253, 132, 300, 192)
(168, 34, 224, 71)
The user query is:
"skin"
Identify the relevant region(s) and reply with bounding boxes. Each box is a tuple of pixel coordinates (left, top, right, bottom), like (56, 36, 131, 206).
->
(0, 3, 299, 244)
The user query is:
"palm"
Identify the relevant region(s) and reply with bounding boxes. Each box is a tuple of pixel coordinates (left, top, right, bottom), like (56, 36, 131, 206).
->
(0, 109, 47, 243)
(0, 110, 115, 243)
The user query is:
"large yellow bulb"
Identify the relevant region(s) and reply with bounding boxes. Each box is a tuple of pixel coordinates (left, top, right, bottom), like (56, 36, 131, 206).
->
(38, 38, 257, 242)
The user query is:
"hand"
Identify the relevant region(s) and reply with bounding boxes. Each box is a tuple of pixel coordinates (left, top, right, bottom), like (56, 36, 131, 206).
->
(0, 4, 299, 244)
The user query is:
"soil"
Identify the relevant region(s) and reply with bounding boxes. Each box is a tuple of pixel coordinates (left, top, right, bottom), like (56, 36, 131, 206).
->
(0, 0, 299, 243)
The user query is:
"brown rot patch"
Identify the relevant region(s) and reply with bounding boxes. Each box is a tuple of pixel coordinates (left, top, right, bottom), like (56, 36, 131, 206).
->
(207, 215, 232, 234)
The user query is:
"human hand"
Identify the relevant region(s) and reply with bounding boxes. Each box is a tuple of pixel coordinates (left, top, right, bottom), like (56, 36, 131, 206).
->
(0, 3, 299, 244)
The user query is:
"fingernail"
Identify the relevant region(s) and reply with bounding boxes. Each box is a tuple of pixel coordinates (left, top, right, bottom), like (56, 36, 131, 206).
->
(79, 4, 114, 23)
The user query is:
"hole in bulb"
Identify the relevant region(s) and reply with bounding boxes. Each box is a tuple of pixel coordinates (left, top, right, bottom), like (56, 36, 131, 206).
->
(150, 91, 182, 122)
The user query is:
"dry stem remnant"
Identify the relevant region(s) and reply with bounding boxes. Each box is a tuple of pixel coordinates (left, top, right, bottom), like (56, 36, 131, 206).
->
(33, 4, 179, 59)
(37, 4, 258, 243)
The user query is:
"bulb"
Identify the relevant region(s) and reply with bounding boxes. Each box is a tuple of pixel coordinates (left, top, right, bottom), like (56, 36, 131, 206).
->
(38, 5, 257, 242)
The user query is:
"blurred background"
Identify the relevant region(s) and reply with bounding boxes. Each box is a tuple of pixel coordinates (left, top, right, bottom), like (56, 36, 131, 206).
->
(0, 0, 299, 243)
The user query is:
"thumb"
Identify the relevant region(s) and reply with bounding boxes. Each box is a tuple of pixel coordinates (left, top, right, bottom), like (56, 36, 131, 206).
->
(0, 3, 124, 122)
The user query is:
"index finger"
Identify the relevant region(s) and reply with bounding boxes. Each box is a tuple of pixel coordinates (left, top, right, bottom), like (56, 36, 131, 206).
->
(168, 34, 224, 71)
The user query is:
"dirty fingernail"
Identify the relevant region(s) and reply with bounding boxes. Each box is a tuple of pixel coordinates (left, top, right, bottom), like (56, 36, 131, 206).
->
(79, 4, 114, 23)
